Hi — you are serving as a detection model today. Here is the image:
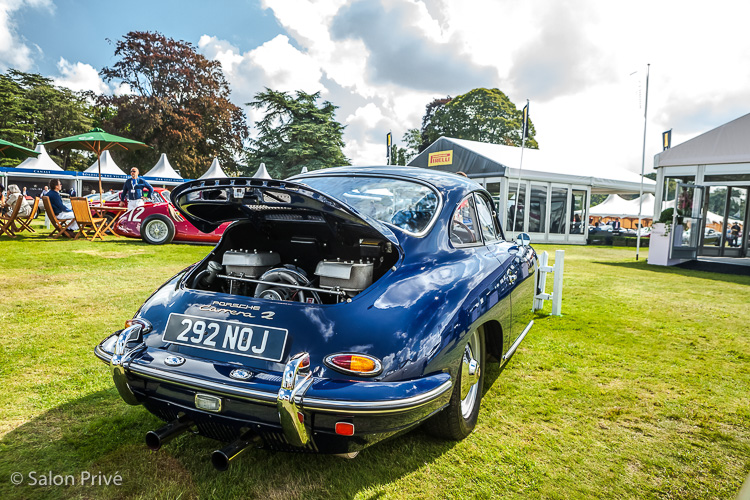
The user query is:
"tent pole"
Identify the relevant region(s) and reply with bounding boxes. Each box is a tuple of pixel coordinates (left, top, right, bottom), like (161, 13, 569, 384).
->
(512, 99, 529, 236)
(97, 146, 104, 205)
(636, 64, 650, 261)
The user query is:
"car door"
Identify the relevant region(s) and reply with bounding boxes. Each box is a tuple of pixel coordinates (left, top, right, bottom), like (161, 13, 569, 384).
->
(473, 192, 514, 353)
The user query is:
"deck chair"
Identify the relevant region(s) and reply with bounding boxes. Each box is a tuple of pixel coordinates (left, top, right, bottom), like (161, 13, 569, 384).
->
(70, 197, 107, 241)
(42, 196, 73, 239)
(13, 197, 39, 234)
(0, 196, 23, 237)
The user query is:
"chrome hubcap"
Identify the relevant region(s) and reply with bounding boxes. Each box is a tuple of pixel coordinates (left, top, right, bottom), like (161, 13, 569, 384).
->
(460, 330, 481, 419)
(146, 220, 168, 242)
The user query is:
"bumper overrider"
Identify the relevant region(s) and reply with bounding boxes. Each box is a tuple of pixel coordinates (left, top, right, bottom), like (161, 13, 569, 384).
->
(96, 324, 453, 463)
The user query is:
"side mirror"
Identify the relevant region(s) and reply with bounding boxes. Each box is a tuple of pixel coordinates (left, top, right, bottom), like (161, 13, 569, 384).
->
(516, 233, 531, 246)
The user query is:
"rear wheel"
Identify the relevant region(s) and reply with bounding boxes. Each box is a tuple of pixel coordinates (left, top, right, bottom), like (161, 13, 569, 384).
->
(426, 328, 485, 440)
(103, 213, 115, 234)
(141, 214, 175, 245)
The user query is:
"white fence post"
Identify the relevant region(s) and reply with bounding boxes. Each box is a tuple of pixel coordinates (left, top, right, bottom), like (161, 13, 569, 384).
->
(551, 250, 565, 316)
(533, 249, 565, 316)
(533, 251, 550, 311)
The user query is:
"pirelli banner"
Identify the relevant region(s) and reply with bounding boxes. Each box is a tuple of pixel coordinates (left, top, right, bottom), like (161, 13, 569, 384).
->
(408, 137, 507, 176)
(428, 150, 453, 167)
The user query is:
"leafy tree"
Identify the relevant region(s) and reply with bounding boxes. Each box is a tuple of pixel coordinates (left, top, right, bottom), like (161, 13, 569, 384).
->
(389, 144, 407, 166)
(0, 69, 93, 169)
(247, 89, 348, 179)
(99, 31, 249, 178)
(416, 88, 538, 152)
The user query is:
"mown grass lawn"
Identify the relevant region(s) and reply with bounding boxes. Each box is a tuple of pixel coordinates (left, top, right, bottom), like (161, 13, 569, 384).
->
(1, 227, 748, 499)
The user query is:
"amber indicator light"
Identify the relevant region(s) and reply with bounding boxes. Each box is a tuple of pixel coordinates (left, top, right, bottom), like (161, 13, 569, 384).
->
(330, 354, 375, 372)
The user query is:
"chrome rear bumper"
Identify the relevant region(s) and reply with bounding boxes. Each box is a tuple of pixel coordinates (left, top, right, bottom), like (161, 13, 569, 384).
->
(96, 331, 452, 450)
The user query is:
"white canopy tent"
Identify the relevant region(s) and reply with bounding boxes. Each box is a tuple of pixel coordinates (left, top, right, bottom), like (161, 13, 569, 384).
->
(84, 150, 126, 176)
(146, 153, 183, 180)
(199, 157, 227, 179)
(589, 194, 635, 217)
(628, 193, 655, 219)
(15, 144, 63, 171)
(253, 162, 272, 179)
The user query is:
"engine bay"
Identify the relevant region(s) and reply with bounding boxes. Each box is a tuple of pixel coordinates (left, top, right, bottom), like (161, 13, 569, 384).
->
(188, 220, 398, 304)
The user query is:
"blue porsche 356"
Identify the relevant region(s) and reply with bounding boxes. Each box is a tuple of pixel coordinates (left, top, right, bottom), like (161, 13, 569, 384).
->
(95, 166, 537, 469)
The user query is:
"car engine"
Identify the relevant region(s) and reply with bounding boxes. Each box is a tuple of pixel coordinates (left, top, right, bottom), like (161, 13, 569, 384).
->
(188, 221, 394, 304)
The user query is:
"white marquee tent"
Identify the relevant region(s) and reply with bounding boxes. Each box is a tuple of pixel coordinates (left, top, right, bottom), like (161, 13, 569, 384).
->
(199, 157, 227, 179)
(83, 150, 126, 176)
(147, 153, 183, 180)
(589, 194, 634, 217)
(15, 144, 62, 171)
(590, 193, 656, 218)
(253, 162, 272, 179)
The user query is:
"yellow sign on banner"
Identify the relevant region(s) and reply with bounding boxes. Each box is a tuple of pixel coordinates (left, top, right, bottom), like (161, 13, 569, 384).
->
(428, 150, 453, 167)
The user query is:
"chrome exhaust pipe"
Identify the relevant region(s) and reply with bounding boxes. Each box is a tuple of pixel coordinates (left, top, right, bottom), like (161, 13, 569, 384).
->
(211, 434, 257, 471)
(145, 417, 193, 451)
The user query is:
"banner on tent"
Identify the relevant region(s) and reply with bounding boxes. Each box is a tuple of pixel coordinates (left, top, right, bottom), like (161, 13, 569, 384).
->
(428, 150, 453, 167)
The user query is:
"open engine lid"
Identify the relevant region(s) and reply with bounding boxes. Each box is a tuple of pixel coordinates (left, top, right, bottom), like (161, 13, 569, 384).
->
(171, 177, 400, 247)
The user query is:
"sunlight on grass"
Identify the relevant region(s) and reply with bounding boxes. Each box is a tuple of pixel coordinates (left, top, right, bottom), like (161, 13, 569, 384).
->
(0, 232, 748, 499)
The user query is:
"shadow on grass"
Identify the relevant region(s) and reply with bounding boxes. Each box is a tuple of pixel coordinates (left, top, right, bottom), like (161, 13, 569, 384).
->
(0, 387, 460, 499)
(594, 259, 750, 285)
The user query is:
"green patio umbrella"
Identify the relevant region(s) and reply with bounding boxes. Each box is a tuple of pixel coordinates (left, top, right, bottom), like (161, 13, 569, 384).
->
(0, 138, 40, 160)
(42, 128, 150, 203)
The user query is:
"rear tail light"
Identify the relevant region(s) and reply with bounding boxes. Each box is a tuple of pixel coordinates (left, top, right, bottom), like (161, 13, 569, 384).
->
(324, 353, 382, 376)
(335, 422, 355, 436)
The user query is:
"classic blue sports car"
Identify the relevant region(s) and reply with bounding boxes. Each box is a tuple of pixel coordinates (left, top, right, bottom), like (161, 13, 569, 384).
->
(95, 166, 537, 469)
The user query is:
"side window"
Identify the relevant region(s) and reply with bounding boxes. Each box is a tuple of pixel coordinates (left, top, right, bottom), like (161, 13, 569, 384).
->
(450, 195, 480, 246)
(474, 193, 500, 242)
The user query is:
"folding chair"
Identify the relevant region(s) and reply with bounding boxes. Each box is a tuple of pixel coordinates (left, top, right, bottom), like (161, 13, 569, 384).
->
(0, 196, 23, 237)
(42, 196, 74, 239)
(70, 197, 107, 241)
(13, 197, 39, 234)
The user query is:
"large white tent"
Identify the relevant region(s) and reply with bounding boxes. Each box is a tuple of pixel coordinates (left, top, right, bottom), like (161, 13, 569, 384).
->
(146, 153, 182, 180)
(83, 150, 126, 176)
(589, 194, 634, 217)
(628, 193, 655, 218)
(199, 157, 227, 179)
(590, 193, 657, 219)
(15, 144, 62, 171)
(253, 162, 272, 179)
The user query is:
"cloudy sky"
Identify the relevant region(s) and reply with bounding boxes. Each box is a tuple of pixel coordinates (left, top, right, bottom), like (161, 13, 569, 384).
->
(3, 0, 750, 174)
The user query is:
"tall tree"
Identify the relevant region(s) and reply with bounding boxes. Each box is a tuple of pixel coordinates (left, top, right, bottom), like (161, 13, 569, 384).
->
(0, 70, 93, 169)
(247, 89, 349, 179)
(99, 31, 249, 178)
(415, 88, 538, 151)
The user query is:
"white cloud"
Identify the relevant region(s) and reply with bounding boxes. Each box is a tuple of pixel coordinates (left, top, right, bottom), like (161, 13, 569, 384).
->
(0, 0, 53, 71)
(182, 1, 750, 171)
(53, 57, 109, 94)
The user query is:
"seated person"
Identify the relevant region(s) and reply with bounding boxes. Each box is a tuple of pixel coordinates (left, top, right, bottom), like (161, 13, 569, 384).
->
(47, 179, 78, 235)
(2, 184, 32, 217)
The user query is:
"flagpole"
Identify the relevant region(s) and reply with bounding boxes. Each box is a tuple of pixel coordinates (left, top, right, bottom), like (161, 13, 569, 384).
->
(512, 99, 529, 234)
(636, 64, 650, 261)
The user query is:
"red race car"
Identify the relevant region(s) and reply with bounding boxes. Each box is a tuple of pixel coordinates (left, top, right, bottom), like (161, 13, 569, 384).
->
(111, 188, 229, 245)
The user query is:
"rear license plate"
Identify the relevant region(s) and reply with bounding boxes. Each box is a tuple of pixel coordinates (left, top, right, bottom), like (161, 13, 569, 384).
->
(162, 313, 288, 362)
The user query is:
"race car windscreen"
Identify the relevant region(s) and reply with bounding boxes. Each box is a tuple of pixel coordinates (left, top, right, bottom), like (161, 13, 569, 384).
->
(299, 176, 439, 234)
